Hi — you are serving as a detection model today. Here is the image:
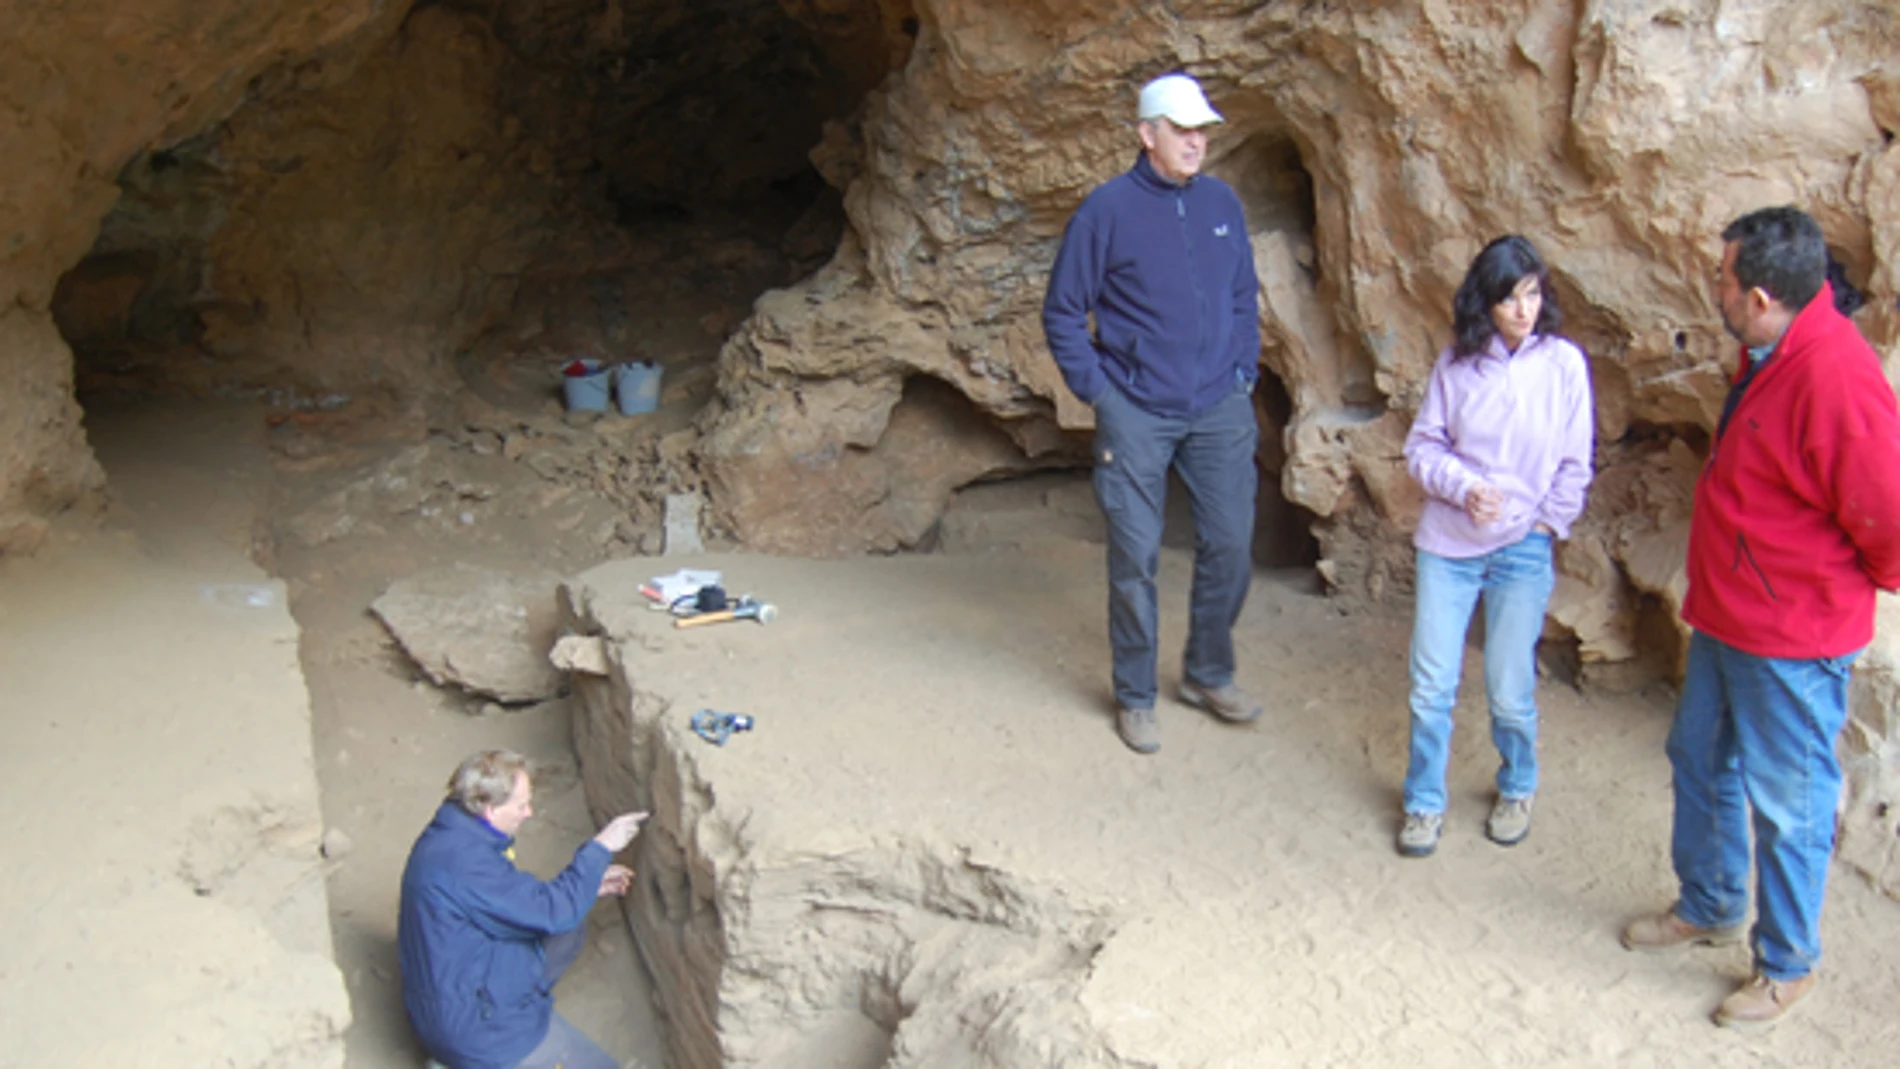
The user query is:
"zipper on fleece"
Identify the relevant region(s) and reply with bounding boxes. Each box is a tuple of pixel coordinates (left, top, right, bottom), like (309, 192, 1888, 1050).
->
(1732, 531, 1779, 602)
(1176, 189, 1209, 405)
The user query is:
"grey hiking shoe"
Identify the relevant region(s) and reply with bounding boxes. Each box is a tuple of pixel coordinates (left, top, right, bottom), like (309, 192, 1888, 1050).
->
(1178, 680, 1263, 723)
(1397, 811, 1443, 857)
(1486, 794, 1534, 846)
(1117, 706, 1160, 754)
(1621, 907, 1746, 953)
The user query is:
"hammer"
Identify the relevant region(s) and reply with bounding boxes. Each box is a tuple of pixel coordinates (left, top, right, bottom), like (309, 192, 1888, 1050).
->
(674, 601, 779, 629)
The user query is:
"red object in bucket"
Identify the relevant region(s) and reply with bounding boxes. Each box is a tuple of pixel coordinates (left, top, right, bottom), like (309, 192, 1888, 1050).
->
(563, 360, 595, 377)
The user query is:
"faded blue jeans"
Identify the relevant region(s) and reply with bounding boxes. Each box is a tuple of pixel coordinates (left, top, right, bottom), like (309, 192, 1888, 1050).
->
(1667, 631, 1857, 982)
(1092, 380, 1259, 710)
(1403, 533, 1555, 815)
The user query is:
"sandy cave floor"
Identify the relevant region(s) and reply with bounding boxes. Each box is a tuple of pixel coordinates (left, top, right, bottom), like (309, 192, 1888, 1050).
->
(15, 396, 1900, 1068)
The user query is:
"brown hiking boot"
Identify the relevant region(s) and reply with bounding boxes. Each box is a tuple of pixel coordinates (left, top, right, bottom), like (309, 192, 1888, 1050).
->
(1117, 706, 1160, 754)
(1620, 908, 1745, 953)
(1178, 680, 1263, 723)
(1714, 971, 1815, 1033)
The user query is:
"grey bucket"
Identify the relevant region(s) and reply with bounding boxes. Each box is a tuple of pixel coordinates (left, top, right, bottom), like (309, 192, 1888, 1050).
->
(614, 361, 663, 415)
(561, 359, 611, 411)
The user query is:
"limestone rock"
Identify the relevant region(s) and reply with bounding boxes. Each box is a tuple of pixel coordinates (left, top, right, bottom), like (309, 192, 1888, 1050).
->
(1547, 533, 1639, 665)
(371, 564, 566, 704)
(549, 634, 612, 677)
(700, 276, 1049, 554)
(1841, 595, 1900, 901)
(663, 492, 706, 555)
(0, 309, 105, 553)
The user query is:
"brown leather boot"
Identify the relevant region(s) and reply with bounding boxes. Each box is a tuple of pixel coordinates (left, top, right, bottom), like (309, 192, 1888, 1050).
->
(1714, 971, 1815, 1033)
(1620, 908, 1745, 953)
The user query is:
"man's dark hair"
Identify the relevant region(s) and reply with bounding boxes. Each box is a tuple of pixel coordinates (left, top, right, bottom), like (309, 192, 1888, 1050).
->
(1720, 206, 1827, 312)
(1451, 235, 1563, 359)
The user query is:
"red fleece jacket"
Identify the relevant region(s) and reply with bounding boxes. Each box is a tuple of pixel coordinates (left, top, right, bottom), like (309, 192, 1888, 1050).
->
(1683, 282, 1900, 658)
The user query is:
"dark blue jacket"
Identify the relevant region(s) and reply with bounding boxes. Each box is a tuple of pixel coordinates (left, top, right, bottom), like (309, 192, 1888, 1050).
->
(398, 801, 612, 1069)
(1042, 152, 1260, 416)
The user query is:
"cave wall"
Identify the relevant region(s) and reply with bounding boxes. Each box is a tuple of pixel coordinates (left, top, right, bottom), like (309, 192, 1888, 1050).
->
(9, 4, 1900, 583)
(0, 0, 409, 550)
(54, 5, 558, 402)
(6, 0, 913, 553)
(704, 0, 1900, 570)
(48, 0, 871, 405)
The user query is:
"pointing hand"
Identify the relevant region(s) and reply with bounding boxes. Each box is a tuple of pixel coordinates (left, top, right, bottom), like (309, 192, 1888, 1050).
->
(592, 811, 649, 853)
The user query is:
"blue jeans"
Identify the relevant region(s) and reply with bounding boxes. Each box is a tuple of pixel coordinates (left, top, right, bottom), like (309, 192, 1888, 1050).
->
(1667, 631, 1856, 981)
(1403, 534, 1555, 815)
(1092, 382, 1259, 709)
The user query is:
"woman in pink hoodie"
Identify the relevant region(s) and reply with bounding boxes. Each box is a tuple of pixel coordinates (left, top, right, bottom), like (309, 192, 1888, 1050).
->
(1396, 235, 1594, 859)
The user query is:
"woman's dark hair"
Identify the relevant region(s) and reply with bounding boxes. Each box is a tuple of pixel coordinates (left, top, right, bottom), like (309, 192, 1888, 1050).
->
(1827, 252, 1864, 316)
(1451, 234, 1562, 359)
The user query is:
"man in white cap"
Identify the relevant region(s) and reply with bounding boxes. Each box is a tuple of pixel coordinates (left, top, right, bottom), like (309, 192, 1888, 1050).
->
(1043, 72, 1263, 754)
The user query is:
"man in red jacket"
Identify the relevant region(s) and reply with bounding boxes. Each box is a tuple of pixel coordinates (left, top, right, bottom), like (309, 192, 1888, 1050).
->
(1621, 207, 1900, 1032)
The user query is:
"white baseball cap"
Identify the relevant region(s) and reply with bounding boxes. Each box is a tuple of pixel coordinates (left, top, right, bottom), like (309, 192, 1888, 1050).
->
(1137, 73, 1224, 128)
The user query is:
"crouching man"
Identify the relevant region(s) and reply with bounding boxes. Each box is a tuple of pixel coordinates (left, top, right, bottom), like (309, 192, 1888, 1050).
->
(400, 749, 648, 1068)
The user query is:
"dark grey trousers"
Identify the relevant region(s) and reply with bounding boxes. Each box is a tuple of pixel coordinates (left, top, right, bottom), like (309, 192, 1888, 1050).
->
(513, 927, 617, 1069)
(1092, 382, 1259, 710)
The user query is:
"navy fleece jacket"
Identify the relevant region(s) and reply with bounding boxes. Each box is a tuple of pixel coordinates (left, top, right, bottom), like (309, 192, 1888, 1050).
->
(1042, 152, 1260, 416)
(398, 801, 612, 1069)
